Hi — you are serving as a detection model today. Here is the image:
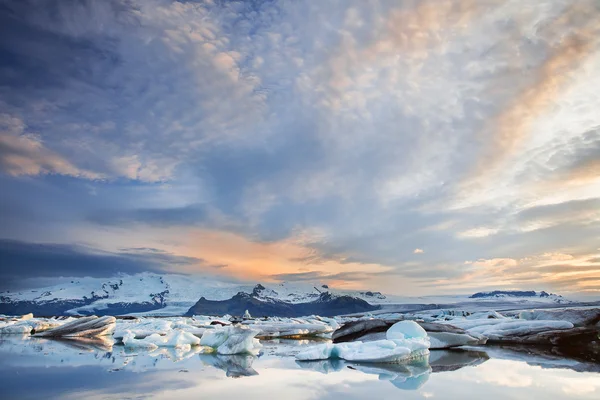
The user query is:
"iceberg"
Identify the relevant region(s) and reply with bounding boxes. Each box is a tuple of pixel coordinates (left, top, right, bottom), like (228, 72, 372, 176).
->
(0, 316, 61, 335)
(34, 316, 116, 338)
(200, 325, 262, 355)
(122, 329, 201, 351)
(114, 319, 173, 340)
(296, 321, 430, 363)
(465, 320, 574, 339)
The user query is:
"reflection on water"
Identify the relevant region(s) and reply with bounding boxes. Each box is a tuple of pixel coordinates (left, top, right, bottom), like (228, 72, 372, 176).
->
(199, 353, 258, 378)
(0, 336, 599, 399)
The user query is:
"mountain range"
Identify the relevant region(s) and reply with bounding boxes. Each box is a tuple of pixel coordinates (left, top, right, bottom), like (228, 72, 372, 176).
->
(0, 272, 575, 317)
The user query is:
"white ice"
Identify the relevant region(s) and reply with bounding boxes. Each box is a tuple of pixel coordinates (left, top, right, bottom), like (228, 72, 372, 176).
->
(200, 325, 262, 355)
(122, 329, 201, 351)
(296, 321, 430, 363)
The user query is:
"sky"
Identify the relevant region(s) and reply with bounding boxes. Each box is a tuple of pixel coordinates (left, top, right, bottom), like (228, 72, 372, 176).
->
(0, 0, 599, 297)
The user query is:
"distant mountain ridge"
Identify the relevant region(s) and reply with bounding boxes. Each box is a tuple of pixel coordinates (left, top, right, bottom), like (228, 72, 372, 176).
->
(185, 291, 379, 317)
(469, 290, 570, 304)
(0, 272, 576, 316)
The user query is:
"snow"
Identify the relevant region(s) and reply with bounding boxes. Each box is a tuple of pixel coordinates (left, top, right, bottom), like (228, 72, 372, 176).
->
(296, 321, 430, 363)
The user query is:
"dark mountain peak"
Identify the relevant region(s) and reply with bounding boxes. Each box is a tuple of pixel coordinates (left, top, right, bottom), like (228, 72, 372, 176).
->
(469, 290, 559, 299)
(252, 284, 266, 297)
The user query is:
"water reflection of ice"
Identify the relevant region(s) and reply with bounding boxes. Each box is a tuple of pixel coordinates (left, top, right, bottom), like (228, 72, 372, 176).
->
(297, 357, 431, 390)
(198, 354, 258, 377)
(295, 349, 492, 390)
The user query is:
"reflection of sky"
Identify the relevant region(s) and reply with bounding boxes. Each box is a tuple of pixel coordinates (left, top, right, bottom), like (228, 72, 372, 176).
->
(0, 337, 599, 399)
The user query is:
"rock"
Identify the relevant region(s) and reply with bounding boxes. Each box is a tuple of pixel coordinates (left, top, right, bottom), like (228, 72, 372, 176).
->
(519, 308, 600, 327)
(486, 326, 600, 346)
(417, 322, 470, 334)
(210, 320, 231, 326)
(34, 315, 116, 338)
(332, 319, 391, 343)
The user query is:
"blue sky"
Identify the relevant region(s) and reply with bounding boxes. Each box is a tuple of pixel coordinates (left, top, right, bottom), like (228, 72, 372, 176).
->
(1, 0, 599, 296)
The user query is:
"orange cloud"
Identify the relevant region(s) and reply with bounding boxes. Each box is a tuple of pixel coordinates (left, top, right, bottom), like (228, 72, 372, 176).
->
(0, 114, 102, 179)
(177, 228, 393, 289)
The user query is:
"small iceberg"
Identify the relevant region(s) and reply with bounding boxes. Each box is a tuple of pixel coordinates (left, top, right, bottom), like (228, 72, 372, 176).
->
(200, 325, 262, 355)
(296, 321, 430, 363)
(122, 329, 201, 351)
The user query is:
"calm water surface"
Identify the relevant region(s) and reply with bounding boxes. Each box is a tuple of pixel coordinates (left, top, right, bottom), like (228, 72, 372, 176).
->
(0, 336, 598, 399)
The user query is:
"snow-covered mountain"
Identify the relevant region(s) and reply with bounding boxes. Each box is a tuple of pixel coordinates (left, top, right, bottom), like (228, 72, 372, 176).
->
(0, 272, 391, 316)
(0, 272, 576, 316)
(469, 290, 570, 304)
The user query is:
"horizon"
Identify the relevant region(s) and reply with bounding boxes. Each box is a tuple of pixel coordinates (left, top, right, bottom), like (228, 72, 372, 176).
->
(1, 0, 599, 297)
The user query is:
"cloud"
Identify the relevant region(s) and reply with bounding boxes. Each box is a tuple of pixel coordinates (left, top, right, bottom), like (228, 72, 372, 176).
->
(0, 114, 101, 178)
(0, 0, 599, 296)
(458, 227, 500, 239)
(0, 239, 205, 290)
(413, 248, 424, 254)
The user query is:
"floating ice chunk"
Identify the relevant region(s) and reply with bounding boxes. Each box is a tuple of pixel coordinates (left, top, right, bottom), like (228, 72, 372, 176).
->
(122, 329, 200, 351)
(200, 326, 262, 355)
(200, 329, 229, 348)
(519, 309, 600, 327)
(122, 331, 159, 351)
(297, 321, 430, 363)
(243, 310, 252, 319)
(296, 343, 336, 361)
(35, 316, 116, 338)
(242, 320, 332, 338)
(0, 324, 32, 335)
(114, 319, 172, 340)
(18, 313, 34, 321)
(296, 339, 429, 363)
(386, 321, 427, 340)
(464, 310, 506, 320)
(466, 320, 574, 339)
(428, 332, 482, 349)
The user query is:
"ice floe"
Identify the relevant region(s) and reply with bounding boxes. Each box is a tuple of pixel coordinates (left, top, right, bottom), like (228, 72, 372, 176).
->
(200, 325, 262, 355)
(518, 308, 600, 327)
(296, 321, 430, 363)
(122, 329, 201, 351)
(35, 316, 116, 337)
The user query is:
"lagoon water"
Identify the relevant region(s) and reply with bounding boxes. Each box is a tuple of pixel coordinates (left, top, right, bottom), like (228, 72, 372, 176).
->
(0, 336, 598, 400)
